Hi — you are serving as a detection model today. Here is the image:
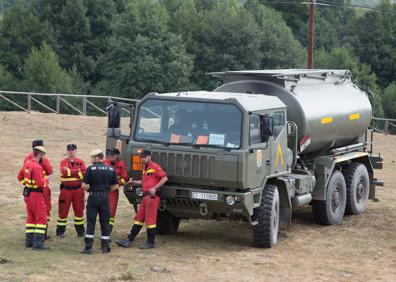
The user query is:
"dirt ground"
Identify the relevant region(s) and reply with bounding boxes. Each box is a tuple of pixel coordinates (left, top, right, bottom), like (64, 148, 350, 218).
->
(0, 111, 395, 282)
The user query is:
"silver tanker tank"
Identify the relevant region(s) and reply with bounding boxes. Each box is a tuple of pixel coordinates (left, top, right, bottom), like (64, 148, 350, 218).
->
(213, 69, 372, 156)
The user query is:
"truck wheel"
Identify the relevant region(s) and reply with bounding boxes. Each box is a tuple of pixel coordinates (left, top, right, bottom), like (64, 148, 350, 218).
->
(157, 210, 180, 235)
(312, 171, 346, 225)
(343, 163, 370, 215)
(252, 184, 280, 248)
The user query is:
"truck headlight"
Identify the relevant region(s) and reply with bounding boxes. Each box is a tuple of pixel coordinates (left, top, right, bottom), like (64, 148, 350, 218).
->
(226, 195, 236, 206)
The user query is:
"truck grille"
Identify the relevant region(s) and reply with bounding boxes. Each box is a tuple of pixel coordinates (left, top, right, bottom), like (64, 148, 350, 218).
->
(167, 198, 200, 208)
(152, 152, 215, 179)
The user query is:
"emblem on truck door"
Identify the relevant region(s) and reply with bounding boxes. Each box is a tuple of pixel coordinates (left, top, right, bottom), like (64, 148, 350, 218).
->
(256, 150, 263, 168)
(275, 144, 284, 168)
(116, 139, 122, 153)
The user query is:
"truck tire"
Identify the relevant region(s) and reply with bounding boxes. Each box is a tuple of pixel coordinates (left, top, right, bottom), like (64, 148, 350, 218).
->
(252, 184, 280, 248)
(343, 163, 370, 215)
(312, 171, 346, 225)
(157, 210, 180, 235)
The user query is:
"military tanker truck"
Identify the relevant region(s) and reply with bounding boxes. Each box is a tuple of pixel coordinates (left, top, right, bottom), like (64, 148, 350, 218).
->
(106, 69, 383, 248)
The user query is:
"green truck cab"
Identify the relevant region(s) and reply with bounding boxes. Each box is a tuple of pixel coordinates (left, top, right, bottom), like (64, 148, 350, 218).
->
(106, 70, 383, 248)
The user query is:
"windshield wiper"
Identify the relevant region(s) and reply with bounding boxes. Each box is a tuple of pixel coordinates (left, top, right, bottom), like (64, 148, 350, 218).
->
(139, 138, 170, 146)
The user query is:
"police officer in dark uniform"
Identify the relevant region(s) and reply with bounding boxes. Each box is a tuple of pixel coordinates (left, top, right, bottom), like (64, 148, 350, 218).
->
(81, 149, 119, 254)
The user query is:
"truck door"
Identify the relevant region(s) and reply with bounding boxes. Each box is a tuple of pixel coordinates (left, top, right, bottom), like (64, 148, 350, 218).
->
(269, 110, 288, 175)
(246, 112, 272, 189)
(106, 100, 135, 172)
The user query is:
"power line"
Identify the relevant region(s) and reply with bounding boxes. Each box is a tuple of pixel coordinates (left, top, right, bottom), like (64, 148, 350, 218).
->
(262, 0, 396, 15)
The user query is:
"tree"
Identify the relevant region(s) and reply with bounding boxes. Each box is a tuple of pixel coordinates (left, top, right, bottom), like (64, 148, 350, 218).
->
(23, 43, 72, 93)
(0, 3, 53, 78)
(0, 64, 16, 90)
(382, 82, 396, 118)
(95, 0, 193, 98)
(350, 1, 396, 87)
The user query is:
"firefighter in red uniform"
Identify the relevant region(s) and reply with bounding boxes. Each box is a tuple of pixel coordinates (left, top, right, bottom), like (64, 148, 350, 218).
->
(24, 140, 53, 239)
(18, 146, 50, 250)
(56, 144, 87, 237)
(116, 150, 168, 249)
(103, 148, 127, 235)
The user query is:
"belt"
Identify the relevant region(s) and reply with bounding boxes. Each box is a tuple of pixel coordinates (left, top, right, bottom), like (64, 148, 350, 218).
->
(25, 187, 44, 193)
(61, 185, 81, 190)
(89, 191, 108, 196)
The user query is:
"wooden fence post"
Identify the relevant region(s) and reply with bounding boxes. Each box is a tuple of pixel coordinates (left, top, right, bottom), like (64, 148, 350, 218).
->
(83, 96, 87, 116)
(28, 94, 31, 113)
(56, 96, 60, 114)
(385, 120, 389, 135)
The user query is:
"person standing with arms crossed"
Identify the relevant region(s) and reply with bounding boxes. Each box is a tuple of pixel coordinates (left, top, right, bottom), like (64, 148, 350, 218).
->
(24, 140, 53, 240)
(18, 146, 50, 250)
(81, 149, 119, 254)
(57, 144, 87, 238)
(103, 148, 127, 235)
(116, 150, 168, 250)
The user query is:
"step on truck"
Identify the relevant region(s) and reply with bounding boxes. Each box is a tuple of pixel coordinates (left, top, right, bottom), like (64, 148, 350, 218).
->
(106, 69, 383, 248)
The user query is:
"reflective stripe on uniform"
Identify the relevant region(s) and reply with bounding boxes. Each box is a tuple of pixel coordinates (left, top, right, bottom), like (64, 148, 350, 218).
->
(85, 234, 94, 238)
(74, 217, 84, 225)
(26, 224, 36, 233)
(36, 224, 47, 229)
(134, 221, 144, 226)
(57, 218, 68, 226)
(78, 171, 83, 180)
(67, 168, 71, 177)
(147, 224, 156, 229)
(35, 229, 46, 234)
(101, 236, 110, 240)
(60, 177, 81, 182)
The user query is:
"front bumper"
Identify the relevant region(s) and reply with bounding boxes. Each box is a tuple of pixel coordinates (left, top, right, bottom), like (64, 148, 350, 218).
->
(124, 184, 263, 224)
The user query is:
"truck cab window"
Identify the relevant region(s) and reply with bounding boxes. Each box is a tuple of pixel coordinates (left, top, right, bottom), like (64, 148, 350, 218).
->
(273, 111, 285, 139)
(249, 114, 262, 145)
(135, 99, 242, 148)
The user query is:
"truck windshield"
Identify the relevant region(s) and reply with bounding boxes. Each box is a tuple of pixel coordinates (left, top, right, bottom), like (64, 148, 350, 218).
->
(135, 99, 242, 149)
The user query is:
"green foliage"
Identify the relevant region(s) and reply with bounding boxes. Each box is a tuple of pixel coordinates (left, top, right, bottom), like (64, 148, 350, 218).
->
(23, 43, 72, 93)
(0, 64, 16, 90)
(349, 1, 396, 87)
(95, 0, 193, 98)
(0, 3, 53, 78)
(382, 82, 396, 119)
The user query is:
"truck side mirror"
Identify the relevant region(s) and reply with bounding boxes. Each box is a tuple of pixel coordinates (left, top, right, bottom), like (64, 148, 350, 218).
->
(261, 115, 274, 142)
(106, 102, 121, 137)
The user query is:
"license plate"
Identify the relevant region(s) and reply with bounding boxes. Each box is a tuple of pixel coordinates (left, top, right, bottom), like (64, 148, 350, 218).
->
(191, 192, 218, 201)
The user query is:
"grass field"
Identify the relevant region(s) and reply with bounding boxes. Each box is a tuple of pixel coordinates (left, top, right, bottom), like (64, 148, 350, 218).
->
(0, 111, 395, 281)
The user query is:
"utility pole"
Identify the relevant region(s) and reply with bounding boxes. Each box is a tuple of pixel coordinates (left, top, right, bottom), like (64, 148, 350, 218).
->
(307, 0, 316, 69)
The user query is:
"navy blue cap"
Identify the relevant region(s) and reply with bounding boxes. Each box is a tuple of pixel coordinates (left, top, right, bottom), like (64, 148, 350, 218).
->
(140, 150, 151, 157)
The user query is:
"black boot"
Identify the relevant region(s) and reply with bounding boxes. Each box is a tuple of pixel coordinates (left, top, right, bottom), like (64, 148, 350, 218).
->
(44, 226, 51, 241)
(101, 239, 111, 253)
(75, 225, 85, 237)
(115, 224, 142, 248)
(25, 233, 34, 248)
(81, 238, 93, 254)
(32, 233, 49, 250)
(56, 225, 66, 238)
(139, 228, 155, 250)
